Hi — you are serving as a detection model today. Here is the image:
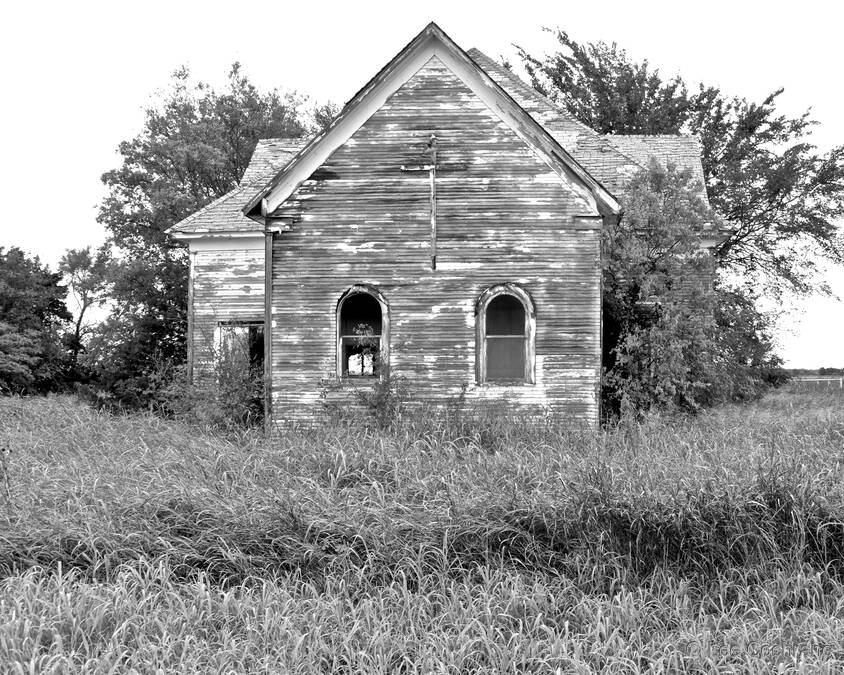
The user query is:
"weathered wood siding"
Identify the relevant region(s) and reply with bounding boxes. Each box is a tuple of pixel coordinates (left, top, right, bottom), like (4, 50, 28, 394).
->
(190, 244, 264, 378)
(269, 57, 602, 425)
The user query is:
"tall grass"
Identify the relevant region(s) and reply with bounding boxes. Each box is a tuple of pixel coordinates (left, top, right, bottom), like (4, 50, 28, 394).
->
(1, 389, 843, 672)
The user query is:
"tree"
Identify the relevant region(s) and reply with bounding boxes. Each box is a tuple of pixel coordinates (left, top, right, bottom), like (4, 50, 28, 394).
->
(310, 101, 341, 133)
(0, 324, 42, 395)
(521, 36, 692, 135)
(0, 247, 71, 393)
(58, 246, 113, 366)
(602, 162, 717, 414)
(93, 64, 313, 406)
(602, 163, 785, 416)
(520, 32, 844, 296)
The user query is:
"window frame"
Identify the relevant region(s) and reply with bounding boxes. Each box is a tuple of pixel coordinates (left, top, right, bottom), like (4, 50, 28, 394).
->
(475, 284, 535, 386)
(336, 285, 390, 380)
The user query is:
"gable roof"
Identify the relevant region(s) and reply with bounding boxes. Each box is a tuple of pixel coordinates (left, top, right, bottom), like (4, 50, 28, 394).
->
(170, 23, 711, 237)
(242, 22, 621, 222)
(168, 138, 307, 235)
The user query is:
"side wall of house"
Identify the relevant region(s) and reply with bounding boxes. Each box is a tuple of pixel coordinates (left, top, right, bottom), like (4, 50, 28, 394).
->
(188, 237, 265, 379)
(268, 57, 603, 426)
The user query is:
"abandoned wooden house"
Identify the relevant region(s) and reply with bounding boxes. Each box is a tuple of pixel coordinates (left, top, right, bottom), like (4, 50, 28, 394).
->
(168, 22, 715, 427)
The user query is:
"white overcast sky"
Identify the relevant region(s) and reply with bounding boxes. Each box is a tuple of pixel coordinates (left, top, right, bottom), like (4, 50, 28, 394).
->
(1, 0, 841, 368)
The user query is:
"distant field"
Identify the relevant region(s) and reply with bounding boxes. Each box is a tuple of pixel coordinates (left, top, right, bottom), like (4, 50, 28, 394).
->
(1, 390, 843, 673)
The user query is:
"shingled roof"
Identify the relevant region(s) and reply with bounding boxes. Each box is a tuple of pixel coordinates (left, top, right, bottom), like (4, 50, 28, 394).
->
(240, 138, 309, 186)
(170, 44, 708, 236)
(607, 135, 706, 187)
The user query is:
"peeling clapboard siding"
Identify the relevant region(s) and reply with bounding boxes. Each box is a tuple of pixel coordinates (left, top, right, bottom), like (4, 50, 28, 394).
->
(267, 57, 602, 426)
(191, 246, 265, 378)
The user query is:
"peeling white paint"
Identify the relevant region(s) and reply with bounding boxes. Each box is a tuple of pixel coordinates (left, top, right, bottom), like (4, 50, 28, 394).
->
(436, 261, 482, 271)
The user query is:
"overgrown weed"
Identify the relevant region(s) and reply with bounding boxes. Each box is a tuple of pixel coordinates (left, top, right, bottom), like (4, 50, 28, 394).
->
(1, 389, 843, 670)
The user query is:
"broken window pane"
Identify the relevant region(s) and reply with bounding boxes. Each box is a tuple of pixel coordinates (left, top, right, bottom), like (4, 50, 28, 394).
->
(339, 293, 382, 377)
(346, 349, 376, 376)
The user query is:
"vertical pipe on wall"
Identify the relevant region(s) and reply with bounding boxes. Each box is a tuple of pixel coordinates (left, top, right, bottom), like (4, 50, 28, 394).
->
(263, 223, 274, 432)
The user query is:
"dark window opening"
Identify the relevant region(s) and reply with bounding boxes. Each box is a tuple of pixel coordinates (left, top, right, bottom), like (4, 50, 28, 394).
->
(339, 293, 382, 377)
(485, 294, 526, 383)
(247, 326, 264, 370)
(218, 322, 264, 374)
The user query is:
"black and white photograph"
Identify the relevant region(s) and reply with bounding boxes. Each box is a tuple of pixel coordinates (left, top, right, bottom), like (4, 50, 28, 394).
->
(1, 0, 843, 671)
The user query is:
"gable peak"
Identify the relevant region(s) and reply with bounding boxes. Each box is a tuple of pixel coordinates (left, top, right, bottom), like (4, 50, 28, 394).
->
(243, 21, 620, 219)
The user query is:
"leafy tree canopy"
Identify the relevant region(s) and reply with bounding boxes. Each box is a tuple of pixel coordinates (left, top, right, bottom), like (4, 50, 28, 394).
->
(603, 164, 784, 416)
(92, 63, 330, 407)
(0, 247, 71, 393)
(0, 247, 70, 332)
(59, 246, 114, 366)
(520, 32, 844, 296)
(99, 63, 310, 256)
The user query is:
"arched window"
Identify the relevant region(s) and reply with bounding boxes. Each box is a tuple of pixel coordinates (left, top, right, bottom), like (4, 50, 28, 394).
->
(336, 286, 389, 378)
(476, 284, 535, 385)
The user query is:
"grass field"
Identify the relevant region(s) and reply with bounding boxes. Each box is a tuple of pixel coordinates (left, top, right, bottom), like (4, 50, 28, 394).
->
(1, 389, 843, 673)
